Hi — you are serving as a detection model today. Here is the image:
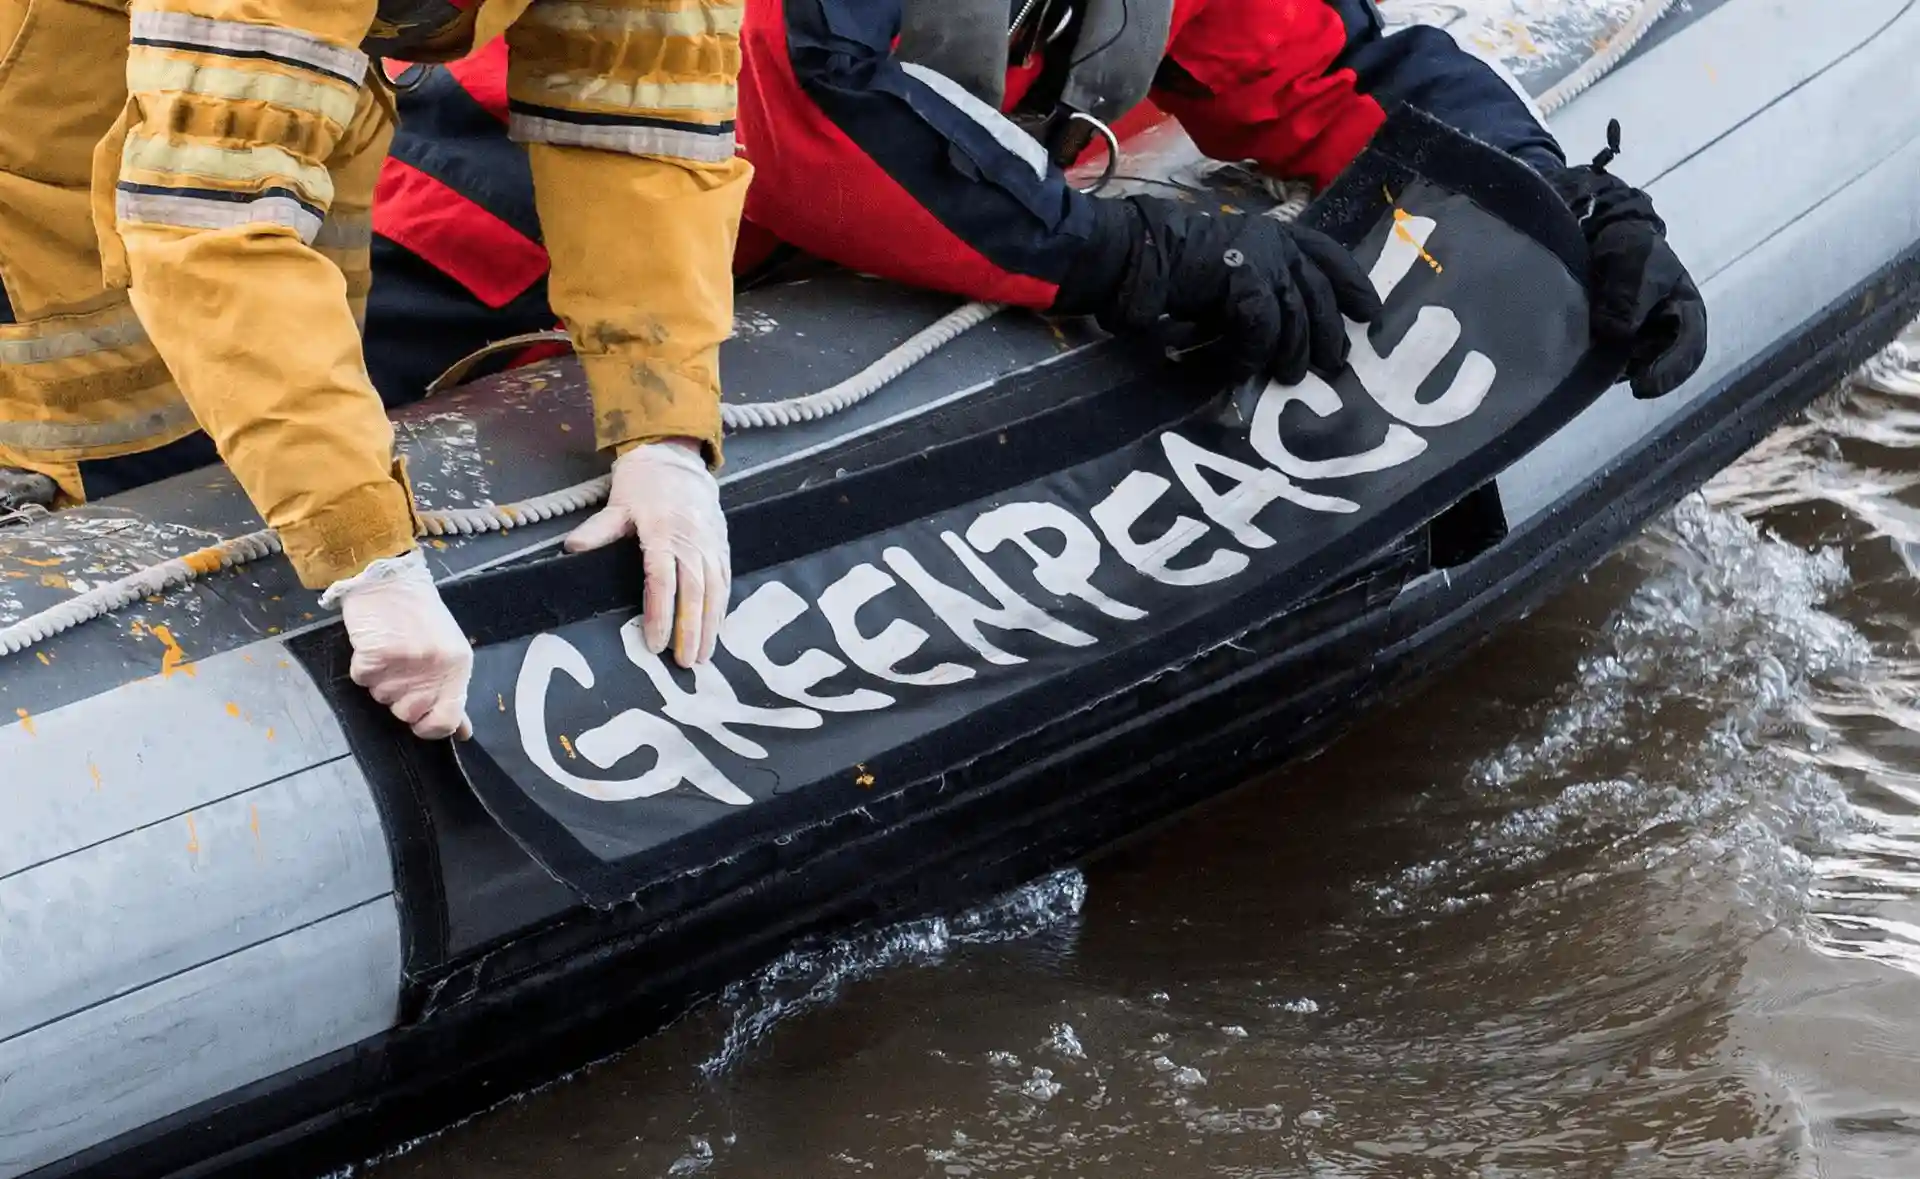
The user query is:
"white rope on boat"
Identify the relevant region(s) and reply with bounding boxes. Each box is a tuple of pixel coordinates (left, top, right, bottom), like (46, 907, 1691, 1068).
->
(417, 474, 612, 538)
(1534, 0, 1680, 117)
(0, 529, 283, 657)
(2, 5, 1682, 661)
(720, 300, 1004, 429)
(422, 301, 1006, 432)
(0, 300, 1007, 656)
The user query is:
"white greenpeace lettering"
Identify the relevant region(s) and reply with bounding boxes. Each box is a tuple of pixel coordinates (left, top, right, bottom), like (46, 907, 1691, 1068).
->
(1249, 371, 1427, 480)
(620, 619, 821, 759)
(1091, 468, 1247, 587)
(819, 562, 973, 686)
(721, 580, 895, 712)
(516, 632, 748, 805)
(1349, 310, 1495, 428)
(505, 202, 1518, 810)
(1350, 213, 1495, 428)
(1162, 432, 1355, 550)
(885, 533, 1096, 665)
(966, 502, 1144, 621)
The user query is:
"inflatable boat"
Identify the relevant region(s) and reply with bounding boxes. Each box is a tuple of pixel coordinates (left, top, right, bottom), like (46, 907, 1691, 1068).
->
(5, 2, 1920, 1175)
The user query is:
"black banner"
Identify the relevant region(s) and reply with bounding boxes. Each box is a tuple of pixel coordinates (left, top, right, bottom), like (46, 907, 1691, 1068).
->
(454, 108, 1619, 907)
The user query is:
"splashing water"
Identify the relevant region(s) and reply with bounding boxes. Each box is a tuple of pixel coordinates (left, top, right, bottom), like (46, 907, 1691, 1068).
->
(699, 869, 1088, 1077)
(1695, 323, 1920, 977)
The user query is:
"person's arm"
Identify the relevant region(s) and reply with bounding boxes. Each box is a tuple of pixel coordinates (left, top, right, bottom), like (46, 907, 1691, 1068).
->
(504, 0, 752, 470)
(107, 0, 473, 740)
(1150, 0, 1706, 398)
(106, 0, 418, 590)
(500, 0, 749, 666)
(737, 0, 1099, 311)
(1151, 0, 1564, 191)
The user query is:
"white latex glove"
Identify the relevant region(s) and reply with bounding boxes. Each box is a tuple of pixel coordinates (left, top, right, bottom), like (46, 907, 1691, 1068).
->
(318, 548, 474, 741)
(563, 439, 730, 668)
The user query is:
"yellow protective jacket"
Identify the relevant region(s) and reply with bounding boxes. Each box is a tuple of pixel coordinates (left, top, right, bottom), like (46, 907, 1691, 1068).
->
(0, 0, 748, 588)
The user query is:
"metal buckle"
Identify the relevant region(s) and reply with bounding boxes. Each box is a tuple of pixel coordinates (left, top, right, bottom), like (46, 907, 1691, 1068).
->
(1065, 111, 1120, 194)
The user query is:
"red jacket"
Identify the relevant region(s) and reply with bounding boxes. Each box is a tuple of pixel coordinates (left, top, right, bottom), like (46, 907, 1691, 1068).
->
(374, 0, 1560, 314)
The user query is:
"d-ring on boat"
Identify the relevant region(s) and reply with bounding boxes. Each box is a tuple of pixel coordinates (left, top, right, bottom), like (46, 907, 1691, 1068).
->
(4, 1, 1920, 1175)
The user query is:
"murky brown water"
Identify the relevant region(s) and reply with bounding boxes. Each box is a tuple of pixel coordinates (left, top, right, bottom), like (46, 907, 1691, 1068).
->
(372, 331, 1920, 1178)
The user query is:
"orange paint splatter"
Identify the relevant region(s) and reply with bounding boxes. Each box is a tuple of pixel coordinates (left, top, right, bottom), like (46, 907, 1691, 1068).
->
(1504, 19, 1540, 56)
(17, 556, 62, 568)
(224, 701, 242, 719)
(1392, 207, 1442, 274)
(35, 651, 49, 665)
(15, 708, 34, 736)
(250, 804, 263, 857)
(242, 653, 255, 664)
(180, 547, 225, 575)
(497, 694, 506, 712)
(855, 764, 876, 789)
(142, 623, 194, 677)
(264, 727, 276, 742)
(89, 762, 102, 791)
(39, 572, 67, 589)
(185, 813, 200, 857)
(558, 734, 577, 759)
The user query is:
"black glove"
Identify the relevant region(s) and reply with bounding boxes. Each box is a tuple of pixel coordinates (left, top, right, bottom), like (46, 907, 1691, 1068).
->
(1053, 195, 1382, 386)
(1545, 121, 1708, 399)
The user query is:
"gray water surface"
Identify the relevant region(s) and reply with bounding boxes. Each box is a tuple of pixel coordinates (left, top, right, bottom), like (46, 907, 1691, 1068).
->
(371, 334, 1920, 1178)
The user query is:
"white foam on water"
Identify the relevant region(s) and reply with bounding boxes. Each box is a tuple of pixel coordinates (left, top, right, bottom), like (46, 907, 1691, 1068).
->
(1044, 1021, 1086, 1059)
(1443, 323, 1920, 976)
(1703, 325, 1920, 977)
(698, 869, 1088, 1077)
(1359, 494, 1873, 940)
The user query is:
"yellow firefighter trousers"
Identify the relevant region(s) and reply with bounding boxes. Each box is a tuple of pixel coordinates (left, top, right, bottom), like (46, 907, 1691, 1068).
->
(0, 0, 749, 589)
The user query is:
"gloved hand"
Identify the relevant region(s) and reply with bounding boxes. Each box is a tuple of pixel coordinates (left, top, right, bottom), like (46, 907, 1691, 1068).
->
(318, 548, 474, 741)
(1545, 121, 1708, 399)
(564, 439, 730, 668)
(1053, 194, 1382, 386)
